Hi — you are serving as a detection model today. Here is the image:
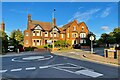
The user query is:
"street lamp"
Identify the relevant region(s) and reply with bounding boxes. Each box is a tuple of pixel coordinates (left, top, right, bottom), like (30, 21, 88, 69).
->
(90, 35, 94, 53)
(52, 9, 56, 52)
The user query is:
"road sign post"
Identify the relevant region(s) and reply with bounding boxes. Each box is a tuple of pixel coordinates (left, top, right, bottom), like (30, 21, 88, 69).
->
(90, 36, 94, 53)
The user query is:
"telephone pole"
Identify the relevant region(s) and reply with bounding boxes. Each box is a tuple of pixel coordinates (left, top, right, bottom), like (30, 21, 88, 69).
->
(52, 9, 56, 52)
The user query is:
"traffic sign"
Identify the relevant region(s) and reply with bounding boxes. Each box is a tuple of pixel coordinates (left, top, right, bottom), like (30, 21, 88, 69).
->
(90, 36, 94, 41)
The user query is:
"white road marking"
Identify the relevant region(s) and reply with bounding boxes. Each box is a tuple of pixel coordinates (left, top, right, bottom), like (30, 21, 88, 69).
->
(56, 66, 81, 69)
(52, 66, 77, 75)
(75, 70, 103, 78)
(23, 56, 44, 60)
(67, 63, 94, 71)
(39, 63, 66, 69)
(0, 70, 7, 73)
(26, 67, 36, 70)
(11, 68, 22, 72)
(12, 55, 53, 62)
(39, 66, 49, 69)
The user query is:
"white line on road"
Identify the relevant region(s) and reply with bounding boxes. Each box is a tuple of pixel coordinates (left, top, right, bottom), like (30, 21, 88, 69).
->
(75, 70, 103, 78)
(0, 70, 7, 73)
(39, 63, 67, 69)
(67, 63, 94, 71)
(39, 66, 49, 69)
(26, 67, 36, 70)
(52, 66, 77, 75)
(11, 68, 22, 72)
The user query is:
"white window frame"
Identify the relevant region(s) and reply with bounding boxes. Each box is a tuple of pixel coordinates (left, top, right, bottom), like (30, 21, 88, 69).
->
(67, 33, 69, 38)
(80, 33, 86, 38)
(61, 34, 63, 38)
(37, 40, 40, 46)
(33, 31, 35, 36)
(54, 32, 57, 37)
(26, 32, 28, 36)
(45, 32, 48, 37)
(36, 31, 40, 36)
(82, 26, 84, 31)
(26, 40, 28, 44)
(73, 26, 76, 31)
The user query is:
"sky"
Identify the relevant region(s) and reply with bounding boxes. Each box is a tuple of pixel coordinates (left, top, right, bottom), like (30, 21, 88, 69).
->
(2, 2, 118, 40)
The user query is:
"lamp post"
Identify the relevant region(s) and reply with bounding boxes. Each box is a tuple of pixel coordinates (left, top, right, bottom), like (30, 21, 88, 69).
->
(52, 9, 56, 52)
(90, 35, 94, 53)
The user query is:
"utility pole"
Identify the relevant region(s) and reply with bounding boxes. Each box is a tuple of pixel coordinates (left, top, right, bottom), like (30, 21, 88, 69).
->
(52, 9, 56, 52)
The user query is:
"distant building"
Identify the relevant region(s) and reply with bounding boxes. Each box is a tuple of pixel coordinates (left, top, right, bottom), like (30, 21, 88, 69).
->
(24, 14, 89, 47)
(0, 21, 5, 31)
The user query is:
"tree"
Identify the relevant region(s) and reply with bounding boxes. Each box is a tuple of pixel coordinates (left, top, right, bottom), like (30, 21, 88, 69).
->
(98, 27, 120, 47)
(10, 29, 24, 46)
(85, 32, 96, 46)
(0, 30, 8, 53)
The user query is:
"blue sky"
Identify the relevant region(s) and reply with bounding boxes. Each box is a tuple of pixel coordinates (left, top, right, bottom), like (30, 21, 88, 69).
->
(2, 2, 118, 39)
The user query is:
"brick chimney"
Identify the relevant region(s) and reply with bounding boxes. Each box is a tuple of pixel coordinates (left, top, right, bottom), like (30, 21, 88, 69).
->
(1, 21, 5, 31)
(27, 14, 31, 29)
(74, 20, 78, 23)
(53, 18, 56, 26)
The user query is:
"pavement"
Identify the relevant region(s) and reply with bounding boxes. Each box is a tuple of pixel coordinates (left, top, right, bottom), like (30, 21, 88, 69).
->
(0, 50, 119, 79)
(53, 49, 119, 67)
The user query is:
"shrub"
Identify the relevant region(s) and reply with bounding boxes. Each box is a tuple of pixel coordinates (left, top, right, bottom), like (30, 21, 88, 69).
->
(24, 47, 36, 51)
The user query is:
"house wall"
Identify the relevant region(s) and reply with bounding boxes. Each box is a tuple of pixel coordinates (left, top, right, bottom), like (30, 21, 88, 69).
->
(24, 19, 89, 47)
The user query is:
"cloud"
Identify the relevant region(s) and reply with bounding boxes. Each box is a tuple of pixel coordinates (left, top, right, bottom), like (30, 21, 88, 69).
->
(68, 8, 100, 22)
(78, 7, 83, 10)
(9, 9, 28, 14)
(100, 7, 111, 18)
(101, 26, 109, 30)
(58, 25, 63, 27)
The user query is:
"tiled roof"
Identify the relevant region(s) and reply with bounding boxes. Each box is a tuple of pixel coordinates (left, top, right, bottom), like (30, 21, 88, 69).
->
(31, 20, 52, 31)
(59, 28, 65, 33)
(62, 21, 73, 30)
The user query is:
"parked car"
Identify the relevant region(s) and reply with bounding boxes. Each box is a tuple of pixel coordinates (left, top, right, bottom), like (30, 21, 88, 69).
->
(8, 46, 15, 52)
(73, 44, 81, 49)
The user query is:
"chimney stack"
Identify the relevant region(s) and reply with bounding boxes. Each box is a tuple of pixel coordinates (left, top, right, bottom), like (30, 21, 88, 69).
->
(28, 14, 31, 22)
(1, 21, 5, 31)
(53, 18, 56, 26)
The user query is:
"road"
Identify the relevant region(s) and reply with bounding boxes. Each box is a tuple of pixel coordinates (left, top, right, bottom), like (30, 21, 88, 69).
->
(0, 51, 119, 80)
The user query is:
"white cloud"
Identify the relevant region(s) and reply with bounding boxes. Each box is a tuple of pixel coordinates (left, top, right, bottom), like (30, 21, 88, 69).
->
(100, 7, 111, 18)
(58, 25, 63, 27)
(78, 7, 83, 10)
(68, 8, 100, 22)
(101, 26, 109, 30)
(9, 9, 28, 14)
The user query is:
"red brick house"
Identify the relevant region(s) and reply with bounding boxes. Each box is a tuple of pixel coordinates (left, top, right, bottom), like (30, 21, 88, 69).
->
(24, 14, 60, 47)
(24, 14, 89, 47)
(59, 20, 89, 45)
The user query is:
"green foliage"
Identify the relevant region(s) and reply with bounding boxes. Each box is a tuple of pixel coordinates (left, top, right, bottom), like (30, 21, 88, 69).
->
(54, 40, 71, 48)
(98, 27, 120, 47)
(0, 30, 8, 53)
(37, 46, 45, 49)
(10, 29, 24, 46)
(84, 32, 96, 46)
(24, 47, 35, 51)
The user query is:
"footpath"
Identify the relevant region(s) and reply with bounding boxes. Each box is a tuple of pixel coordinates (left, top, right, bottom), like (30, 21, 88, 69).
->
(53, 49, 119, 67)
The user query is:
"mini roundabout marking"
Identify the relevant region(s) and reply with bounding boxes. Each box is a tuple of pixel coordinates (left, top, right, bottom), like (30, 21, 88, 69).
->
(12, 55, 53, 62)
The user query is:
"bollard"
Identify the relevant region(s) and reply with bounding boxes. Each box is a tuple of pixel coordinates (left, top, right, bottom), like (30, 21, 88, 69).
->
(17, 48, 19, 53)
